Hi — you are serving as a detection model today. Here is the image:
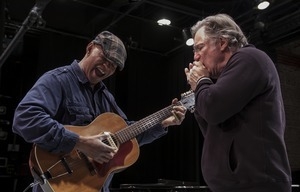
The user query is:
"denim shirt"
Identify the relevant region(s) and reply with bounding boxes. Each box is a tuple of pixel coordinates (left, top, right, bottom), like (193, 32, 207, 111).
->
(12, 60, 168, 192)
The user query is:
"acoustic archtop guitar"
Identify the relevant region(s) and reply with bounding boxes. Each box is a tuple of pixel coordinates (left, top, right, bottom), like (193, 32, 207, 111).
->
(29, 90, 195, 192)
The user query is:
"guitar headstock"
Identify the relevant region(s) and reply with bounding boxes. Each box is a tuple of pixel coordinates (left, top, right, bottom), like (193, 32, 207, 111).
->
(179, 90, 195, 113)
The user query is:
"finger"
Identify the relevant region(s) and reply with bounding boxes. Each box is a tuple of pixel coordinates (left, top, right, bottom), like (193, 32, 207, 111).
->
(172, 98, 178, 104)
(193, 61, 203, 67)
(95, 155, 108, 164)
(171, 111, 180, 122)
(173, 105, 186, 113)
(173, 109, 185, 121)
(98, 132, 109, 140)
(184, 68, 190, 76)
(104, 144, 118, 153)
(100, 151, 116, 161)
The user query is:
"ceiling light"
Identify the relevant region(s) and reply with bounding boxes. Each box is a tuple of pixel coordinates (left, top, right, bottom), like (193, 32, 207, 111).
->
(186, 38, 194, 46)
(182, 28, 194, 46)
(257, 0, 270, 10)
(157, 18, 171, 26)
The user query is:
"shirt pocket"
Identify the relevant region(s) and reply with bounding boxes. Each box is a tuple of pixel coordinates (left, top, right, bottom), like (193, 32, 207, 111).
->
(66, 104, 93, 125)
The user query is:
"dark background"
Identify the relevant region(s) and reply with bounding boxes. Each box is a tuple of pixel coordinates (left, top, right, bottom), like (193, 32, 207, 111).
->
(0, 0, 299, 191)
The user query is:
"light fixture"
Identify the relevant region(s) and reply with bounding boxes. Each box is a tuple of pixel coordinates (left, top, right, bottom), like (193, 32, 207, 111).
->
(254, 15, 266, 31)
(186, 38, 194, 46)
(257, 0, 270, 10)
(182, 28, 194, 46)
(157, 18, 171, 26)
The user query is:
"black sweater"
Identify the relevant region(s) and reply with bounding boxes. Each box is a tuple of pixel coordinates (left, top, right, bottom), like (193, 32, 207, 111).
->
(194, 44, 292, 192)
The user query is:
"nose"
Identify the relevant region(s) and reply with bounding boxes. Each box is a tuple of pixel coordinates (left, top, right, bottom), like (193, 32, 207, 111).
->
(194, 52, 200, 61)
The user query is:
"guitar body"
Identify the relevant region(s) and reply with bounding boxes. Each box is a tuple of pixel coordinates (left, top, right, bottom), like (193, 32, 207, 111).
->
(29, 112, 139, 192)
(28, 90, 195, 192)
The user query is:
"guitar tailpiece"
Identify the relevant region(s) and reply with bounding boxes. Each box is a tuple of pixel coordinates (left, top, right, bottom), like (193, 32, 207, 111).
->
(40, 174, 48, 184)
(30, 181, 41, 187)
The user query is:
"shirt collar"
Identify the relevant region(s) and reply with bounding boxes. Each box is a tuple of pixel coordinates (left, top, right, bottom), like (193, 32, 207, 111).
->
(70, 60, 105, 90)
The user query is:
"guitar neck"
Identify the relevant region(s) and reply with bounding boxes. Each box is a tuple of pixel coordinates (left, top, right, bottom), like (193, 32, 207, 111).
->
(114, 105, 174, 144)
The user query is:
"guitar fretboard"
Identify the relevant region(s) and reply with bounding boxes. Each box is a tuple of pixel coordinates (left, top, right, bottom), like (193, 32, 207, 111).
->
(115, 104, 175, 144)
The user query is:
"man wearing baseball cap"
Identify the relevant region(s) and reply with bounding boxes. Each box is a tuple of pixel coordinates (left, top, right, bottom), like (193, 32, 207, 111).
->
(12, 31, 187, 192)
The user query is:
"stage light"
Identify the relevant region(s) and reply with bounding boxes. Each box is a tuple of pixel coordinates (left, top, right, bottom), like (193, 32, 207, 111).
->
(182, 28, 194, 46)
(157, 18, 171, 26)
(257, 0, 270, 10)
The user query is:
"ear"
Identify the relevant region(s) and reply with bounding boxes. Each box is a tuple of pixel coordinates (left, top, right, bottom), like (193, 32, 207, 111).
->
(219, 37, 228, 51)
(86, 42, 94, 55)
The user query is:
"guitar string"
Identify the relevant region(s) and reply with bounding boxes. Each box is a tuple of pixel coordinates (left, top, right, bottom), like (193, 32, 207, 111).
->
(115, 105, 174, 144)
(43, 91, 194, 179)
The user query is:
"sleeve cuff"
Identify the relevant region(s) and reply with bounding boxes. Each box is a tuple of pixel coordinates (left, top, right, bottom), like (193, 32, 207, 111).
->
(196, 77, 212, 85)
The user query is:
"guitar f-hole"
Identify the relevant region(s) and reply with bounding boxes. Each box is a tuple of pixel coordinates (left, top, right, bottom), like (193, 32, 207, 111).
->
(44, 156, 74, 179)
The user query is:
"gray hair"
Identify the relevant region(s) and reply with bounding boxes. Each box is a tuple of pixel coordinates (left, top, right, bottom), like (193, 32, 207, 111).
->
(191, 13, 248, 52)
